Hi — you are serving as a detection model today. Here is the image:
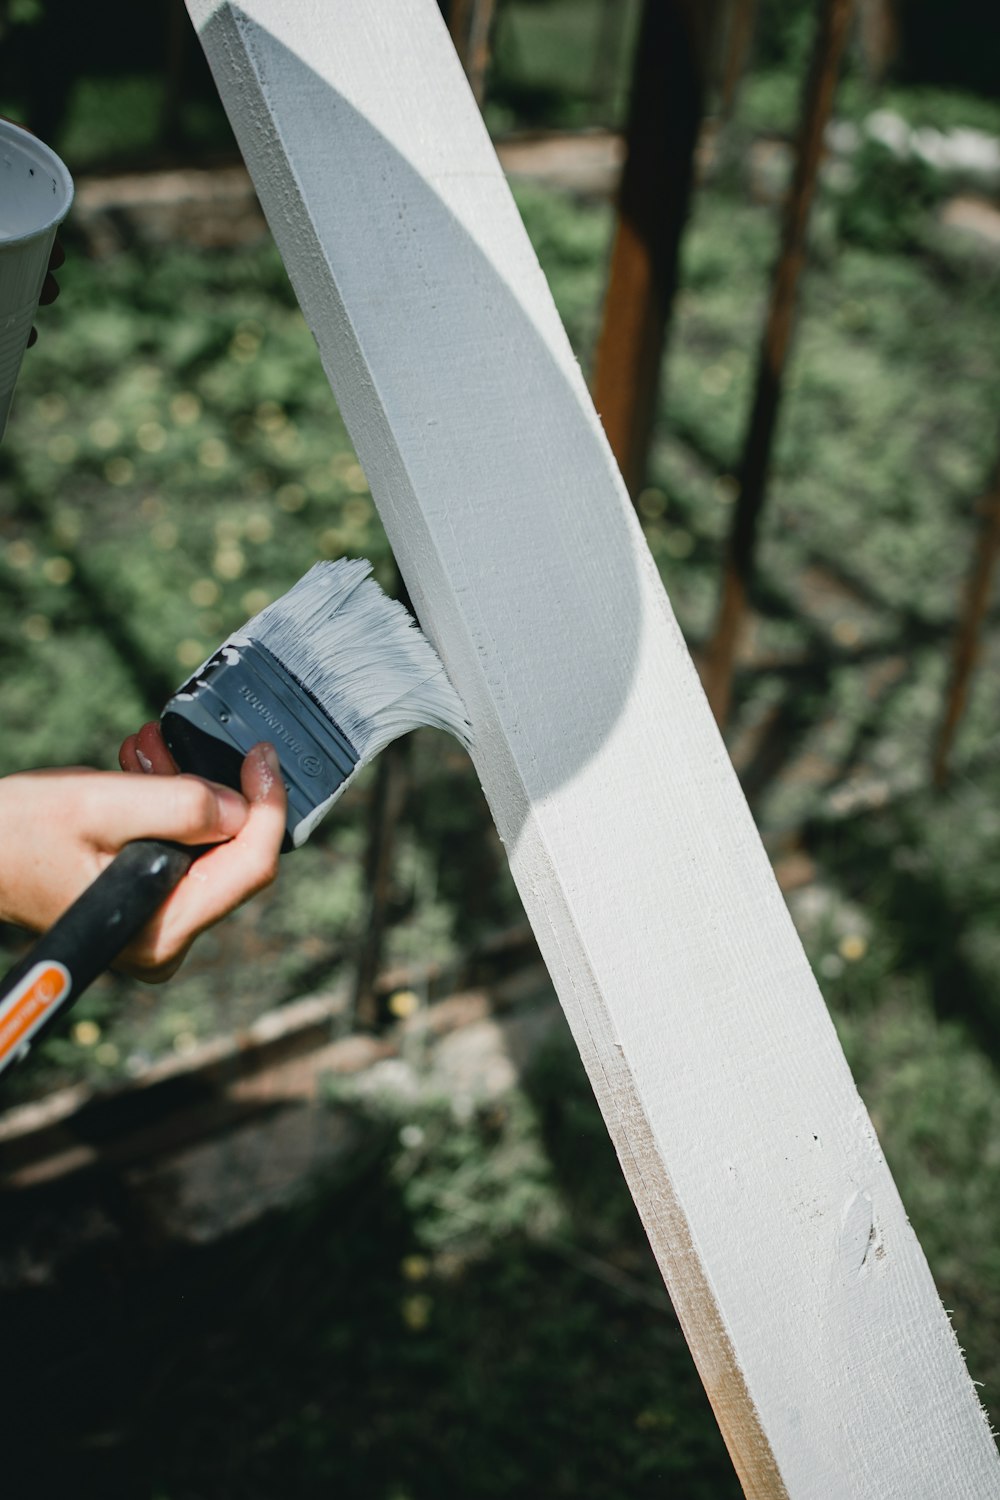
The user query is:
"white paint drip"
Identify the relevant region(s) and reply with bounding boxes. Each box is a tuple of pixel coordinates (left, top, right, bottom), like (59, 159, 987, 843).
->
(253, 750, 275, 801)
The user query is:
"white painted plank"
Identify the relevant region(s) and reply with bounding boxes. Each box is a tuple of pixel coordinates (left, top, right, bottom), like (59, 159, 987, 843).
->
(186, 3, 1000, 1494)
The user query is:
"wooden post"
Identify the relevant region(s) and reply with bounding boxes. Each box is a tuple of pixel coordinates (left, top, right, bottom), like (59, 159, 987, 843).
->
(857, 0, 898, 86)
(701, 0, 854, 727)
(354, 559, 414, 1029)
(187, 3, 1000, 1493)
(590, 0, 719, 499)
(353, 737, 410, 1027)
(719, 0, 758, 119)
(932, 450, 1000, 787)
(445, 0, 496, 108)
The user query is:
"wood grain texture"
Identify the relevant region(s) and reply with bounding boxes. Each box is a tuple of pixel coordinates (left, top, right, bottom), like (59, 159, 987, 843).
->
(186, 3, 1000, 1493)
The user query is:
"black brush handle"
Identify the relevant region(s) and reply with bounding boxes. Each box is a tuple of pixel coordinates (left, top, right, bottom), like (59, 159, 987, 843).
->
(0, 840, 195, 1080)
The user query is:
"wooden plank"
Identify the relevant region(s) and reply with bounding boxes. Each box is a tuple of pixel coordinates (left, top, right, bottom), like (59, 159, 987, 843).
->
(186, 3, 1000, 1493)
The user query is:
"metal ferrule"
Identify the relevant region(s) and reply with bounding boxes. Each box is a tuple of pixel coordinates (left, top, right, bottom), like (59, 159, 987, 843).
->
(160, 641, 359, 846)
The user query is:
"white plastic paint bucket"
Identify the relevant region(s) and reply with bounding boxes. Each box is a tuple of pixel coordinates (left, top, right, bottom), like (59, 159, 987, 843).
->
(0, 120, 74, 443)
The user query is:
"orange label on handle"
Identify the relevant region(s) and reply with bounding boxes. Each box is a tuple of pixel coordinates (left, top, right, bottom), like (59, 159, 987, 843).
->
(0, 961, 72, 1064)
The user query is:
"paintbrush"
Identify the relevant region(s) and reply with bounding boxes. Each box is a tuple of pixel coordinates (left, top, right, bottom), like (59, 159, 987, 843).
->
(0, 558, 469, 1078)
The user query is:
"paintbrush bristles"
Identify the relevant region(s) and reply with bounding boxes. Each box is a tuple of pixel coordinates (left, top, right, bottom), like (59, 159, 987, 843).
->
(235, 559, 471, 763)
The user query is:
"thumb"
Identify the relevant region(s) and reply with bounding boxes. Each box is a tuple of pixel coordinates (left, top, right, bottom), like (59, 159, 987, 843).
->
(116, 744, 288, 979)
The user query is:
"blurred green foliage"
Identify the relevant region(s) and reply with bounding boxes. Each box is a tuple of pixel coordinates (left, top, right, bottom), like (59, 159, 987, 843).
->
(834, 139, 944, 251)
(751, 0, 999, 95)
(486, 0, 642, 132)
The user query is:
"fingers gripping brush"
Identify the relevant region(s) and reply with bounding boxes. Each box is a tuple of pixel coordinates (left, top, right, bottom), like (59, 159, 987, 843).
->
(0, 559, 470, 1079)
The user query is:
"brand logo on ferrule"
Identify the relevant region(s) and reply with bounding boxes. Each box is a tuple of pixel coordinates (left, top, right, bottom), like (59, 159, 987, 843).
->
(236, 685, 323, 775)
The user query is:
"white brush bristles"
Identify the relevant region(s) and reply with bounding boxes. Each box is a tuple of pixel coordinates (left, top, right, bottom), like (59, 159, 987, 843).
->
(235, 559, 471, 763)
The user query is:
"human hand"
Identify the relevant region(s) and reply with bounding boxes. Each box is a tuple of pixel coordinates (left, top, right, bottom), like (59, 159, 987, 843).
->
(0, 730, 286, 981)
(0, 116, 65, 347)
(26, 234, 65, 348)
